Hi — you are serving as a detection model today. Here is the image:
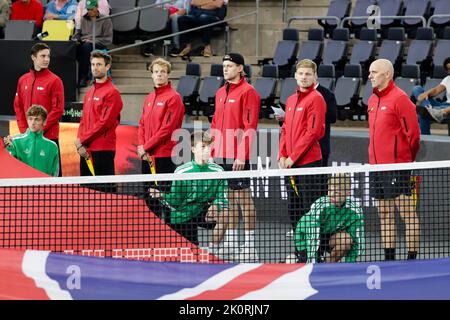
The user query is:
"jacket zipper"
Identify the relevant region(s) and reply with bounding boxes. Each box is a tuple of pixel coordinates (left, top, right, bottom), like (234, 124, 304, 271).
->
(30, 70, 37, 107)
(394, 135, 398, 160)
(290, 93, 301, 153)
(166, 112, 172, 125)
(219, 85, 230, 157)
(402, 117, 408, 132)
(372, 96, 381, 164)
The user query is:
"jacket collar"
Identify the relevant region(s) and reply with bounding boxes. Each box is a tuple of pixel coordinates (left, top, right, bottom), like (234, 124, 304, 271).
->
(225, 77, 246, 91)
(26, 128, 44, 138)
(296, 83, 316, 97)
(191, 160, 209, 170)
(154, 81, 173, 94)
(93, 77, 112, 89)
(372, 79, 395, 97)
(30, 68, 50, 77)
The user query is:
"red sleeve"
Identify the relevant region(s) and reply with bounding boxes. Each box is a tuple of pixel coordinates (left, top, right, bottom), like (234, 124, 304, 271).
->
(35, 2, 44, 29)
(396, 95, 421, 161)
(236, 88, 260, 162)
(79, 90, 123, 146)
(43, 77, 64, 134)
(143, 95, 185, 153)
(289, 94, 326, 163)
(13, 78, 28, 134)
(137, 102, 146, 146)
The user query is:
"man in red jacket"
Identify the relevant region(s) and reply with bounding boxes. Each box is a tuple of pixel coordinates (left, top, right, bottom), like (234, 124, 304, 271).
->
(75, 50, 123, 177)
(367, 59, 421, 261)
(278, 59, 326, 241)
(14, 42, 64, 176)
(210, 53, 260, 262)
(138, 58, 185, 217)
(11, 0, 44, 29)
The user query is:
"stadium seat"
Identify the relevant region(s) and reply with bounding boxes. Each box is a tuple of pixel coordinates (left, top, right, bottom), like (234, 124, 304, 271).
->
(378, 27, 405, 76)
(271, 28, 299, 79)
(278, 77, 297, 108)
(432, 28, 450, 69)
(4, 20, 36, 40)
(360, 82, 373, 112)
(177, 63, 201, 116)
(200, 64, 225, 120)
(406, 27, 434, 80)
(322, 28, 349, 77)
(110, 0, 139, 33)
(42, 20, 74, 41)
(254, 65, 278, 119)
(430, 0, 450, 38)
(138, 0, 169, 33)
(349, 28, 377, 81)
(244, 64, 252, 83)
(345, 0, 377, 36)
(297, 28, 324, 66)
(318, 0, 351, 38)
(395, 64, 420, 97)
(334, 64, 362, 120)
(403, 0, 431, 38)
(378, 0, 404, 38)
(317, 64, 336, 91)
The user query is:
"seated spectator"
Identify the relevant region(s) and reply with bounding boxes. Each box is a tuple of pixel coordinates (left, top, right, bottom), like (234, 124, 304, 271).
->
(412, 57, 450, 134)
(177, 0, 228, 57)
(75, 0, 109, 30)
(10, 0, 44, 30)
(155, 0, 191, 57)
(147, 131, 230, 253)
(4, 105, 60, 177)
(72, 0, 113, 87)
(44, 0, 78, 21)
(0, 0, 10, 39)
(294, 173, 365, 263)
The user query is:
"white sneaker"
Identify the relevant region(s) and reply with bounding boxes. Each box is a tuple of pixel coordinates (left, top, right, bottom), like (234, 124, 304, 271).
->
(286, 230, 294, 238)
(285, 253, 297, 264)
(235, 245, 259, 263)
(428, 108, 447, 123)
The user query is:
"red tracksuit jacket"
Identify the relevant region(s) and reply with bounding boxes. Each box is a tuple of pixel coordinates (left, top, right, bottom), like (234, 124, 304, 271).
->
(279, 85, 326, 166)
(14, 68, 65, 141)
(211, 77, 261, 161)
(11, 0, 44, 29)
(138, 82, 185, 157)
(368, 80, 420, 164)
(77, 78, 123, 151)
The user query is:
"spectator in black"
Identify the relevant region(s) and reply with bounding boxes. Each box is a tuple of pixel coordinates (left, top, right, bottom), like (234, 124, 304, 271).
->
(72, 0, 112, 87)
(177, 0, 227, 58)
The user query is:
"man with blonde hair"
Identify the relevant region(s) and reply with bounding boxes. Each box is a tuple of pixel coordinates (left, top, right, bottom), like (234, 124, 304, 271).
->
(367, 58, 421, 261)
(295, 173, 365, 263)
(279, 59, 326, 236)
(138, 58, 185, 217)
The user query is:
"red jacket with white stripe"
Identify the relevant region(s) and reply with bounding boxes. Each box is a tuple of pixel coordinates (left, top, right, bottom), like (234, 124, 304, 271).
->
(77, 78, 123, 151)
(279, 85, 326, 166)
(367, 80, 420, 164)
(210, 77, 261, 161)
(14, 68, 65, 141)
(138, 82, 185, 158)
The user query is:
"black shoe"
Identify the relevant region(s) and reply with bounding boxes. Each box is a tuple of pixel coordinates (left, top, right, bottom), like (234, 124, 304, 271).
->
(169, 47, 181, 57)
(142, 45, 154, 57)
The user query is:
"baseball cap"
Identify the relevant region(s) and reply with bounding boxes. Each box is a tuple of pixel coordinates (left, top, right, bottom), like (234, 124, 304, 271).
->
(86, 0, 98, 10)
(223, 53, 245, 66)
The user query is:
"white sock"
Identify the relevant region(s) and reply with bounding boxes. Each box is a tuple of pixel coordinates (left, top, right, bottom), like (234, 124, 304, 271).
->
(244, 230, 255, 248)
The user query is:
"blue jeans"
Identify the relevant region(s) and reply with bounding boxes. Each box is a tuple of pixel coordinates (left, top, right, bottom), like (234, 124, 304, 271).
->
(178, 6, 222, 45)
(412, 86, 450, 135)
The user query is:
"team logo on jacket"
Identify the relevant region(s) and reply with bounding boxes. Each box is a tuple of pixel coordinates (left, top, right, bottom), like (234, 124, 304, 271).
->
(157, 102, 164, 106)
(228, 99, 236, 103)
(94, 97, 100, 101)
(24, 86, 28, 90)
(24, 148, 31, 154)
(381, 106, 387, 110)
(36, 86, 45, 91)
(297, 107, 303, 111)
(40, 150, 46, 157)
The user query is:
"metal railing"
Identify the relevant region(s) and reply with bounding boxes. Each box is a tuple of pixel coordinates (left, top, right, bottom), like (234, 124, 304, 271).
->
(92, 0, 261, 57)
(427, 14, 450, 27)
(340, 15, 426, 29)
(288, 15, 340, 28)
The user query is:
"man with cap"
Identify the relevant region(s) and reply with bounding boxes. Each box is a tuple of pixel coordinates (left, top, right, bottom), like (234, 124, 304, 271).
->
(72, 0, 113, 87)
(210, 53, 261, 262)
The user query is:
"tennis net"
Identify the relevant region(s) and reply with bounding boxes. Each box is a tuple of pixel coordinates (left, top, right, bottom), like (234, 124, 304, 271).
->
(0, 160, 449, 264)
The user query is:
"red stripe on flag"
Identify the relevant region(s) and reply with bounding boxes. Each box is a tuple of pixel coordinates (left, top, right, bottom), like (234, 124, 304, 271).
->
(0, 249, 49, 300)
(187, 264, 305, 300)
